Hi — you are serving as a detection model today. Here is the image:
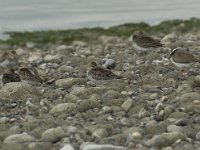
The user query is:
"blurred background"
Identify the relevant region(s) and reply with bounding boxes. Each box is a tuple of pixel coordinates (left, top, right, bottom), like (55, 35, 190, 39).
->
(0, 0, 199, 39)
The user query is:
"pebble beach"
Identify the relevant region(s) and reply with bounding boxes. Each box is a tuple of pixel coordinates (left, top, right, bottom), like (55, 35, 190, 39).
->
(1, 19, 200, 150)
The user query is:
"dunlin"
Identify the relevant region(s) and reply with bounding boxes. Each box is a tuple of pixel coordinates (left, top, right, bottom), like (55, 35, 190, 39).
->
(87, 62, 122, 84)
(132, 31, 163, 54)
(18, 67, 43, 85)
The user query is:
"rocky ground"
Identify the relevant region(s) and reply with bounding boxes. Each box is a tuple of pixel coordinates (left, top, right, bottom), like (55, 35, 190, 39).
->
(1, 20, 200, 150)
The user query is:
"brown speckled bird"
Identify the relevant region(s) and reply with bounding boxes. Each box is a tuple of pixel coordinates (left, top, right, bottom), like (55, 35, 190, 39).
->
(132, 31, 163, 54)
(87, 62, 122, 84)
(18, 67, 43, 85)
(1, 69, 21, 86)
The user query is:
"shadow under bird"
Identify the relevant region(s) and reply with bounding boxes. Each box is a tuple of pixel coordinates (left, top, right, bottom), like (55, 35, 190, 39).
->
(87, 62, 122, 85)
(18, 67, 43, 85)
(169, 47, 200, 68)
(1, 69, 21, 86)
(132, 31, 163, 54)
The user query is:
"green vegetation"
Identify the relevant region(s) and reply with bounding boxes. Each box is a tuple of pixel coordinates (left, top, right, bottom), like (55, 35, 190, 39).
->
(1, 18, 200, 46)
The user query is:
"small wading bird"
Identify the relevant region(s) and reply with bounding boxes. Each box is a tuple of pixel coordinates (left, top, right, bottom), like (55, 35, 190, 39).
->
(132, 31, 163, 55)
(169, 48, 200, 68)
(169, 47, 200, 78)
(87, 62, 122, 85)
(18, 67, 43, 86)
(1, 69, 21, 86)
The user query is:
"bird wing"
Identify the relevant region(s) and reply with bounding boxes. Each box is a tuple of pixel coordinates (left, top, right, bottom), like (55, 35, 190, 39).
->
(173, 50, 199, 63)
(23, 69, 43, 82)
(90, 67, 119, 80)
(136, 36, 163, 48)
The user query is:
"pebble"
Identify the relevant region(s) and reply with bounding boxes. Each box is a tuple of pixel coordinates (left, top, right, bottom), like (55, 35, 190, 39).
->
(26, 42, 35, 48)
(180, 92, 200, 102)
(196, 131, 200, 140)
(73, 41, 87, 47)
(164, 147, 173, 150)
(149, 93, 158, 100)
(41, 127, 66, 142)
(9, 125, 21, 134)
(60, 144, 75, 150)
(168, 112, 188, 119)
(0, 82, 41, 99)
(92, 128, 108, 140)
(161, 96, 168, 102)
(102, 106, 112, 113)
(58, 65, 73, 73)
(80, 142, 129, 150)
(161, 32, 177, 45)
(144, 132, 185, 147)
(138, 108, 150, 118)
(146, 120, 166, 134)
(121, 98, 133, 112)
(132, 132, 142, 139)
(55, 78, 86, 88)
(0, 117, 9, 124)
(120, 117, 131, 126)
(102, 58, 116, 69)
(176, 84, 192, 94)
(167, 124, 183, 132)
(4, 132, 36, 143)
(155, 102, 164, 112)
(49, 103, 77, 116)
(56, 45, 67, 51)
(15, 48, 27, 55)
(44, 54, 62, 63)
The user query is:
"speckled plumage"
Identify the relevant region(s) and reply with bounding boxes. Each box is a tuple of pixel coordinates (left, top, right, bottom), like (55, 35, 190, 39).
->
(18, 67, 43, 85)
(87, 62, 121, 84)
(132, 31, 163, 52)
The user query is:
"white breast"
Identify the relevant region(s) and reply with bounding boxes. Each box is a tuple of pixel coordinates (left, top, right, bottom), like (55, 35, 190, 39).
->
(132, 42, 153, 52)
(170, 57, 192, 68)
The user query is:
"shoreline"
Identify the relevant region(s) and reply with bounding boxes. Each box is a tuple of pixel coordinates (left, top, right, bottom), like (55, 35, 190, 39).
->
(0, 18, 200, 46)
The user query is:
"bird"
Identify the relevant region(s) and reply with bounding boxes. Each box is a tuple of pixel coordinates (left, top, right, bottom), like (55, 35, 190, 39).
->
(1, 69, 21, 86)
(132, 31, 163, 54)
(86, 62, 122, 84)
(18, 67, 43, 85)
(0, 51, 18, 69)
(169, 47, 200, 68)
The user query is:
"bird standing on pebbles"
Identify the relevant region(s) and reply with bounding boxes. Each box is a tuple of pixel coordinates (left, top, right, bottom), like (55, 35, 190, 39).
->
(169, 48, 200, 68)
(18, 67, 43, 86)
(87, 62, 122, 85)
(1, 69, 21, 86)
(132, 31, 163, 55)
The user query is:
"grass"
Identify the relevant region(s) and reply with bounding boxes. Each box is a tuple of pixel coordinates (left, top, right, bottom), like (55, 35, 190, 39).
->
(1, 18, 200, 46)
